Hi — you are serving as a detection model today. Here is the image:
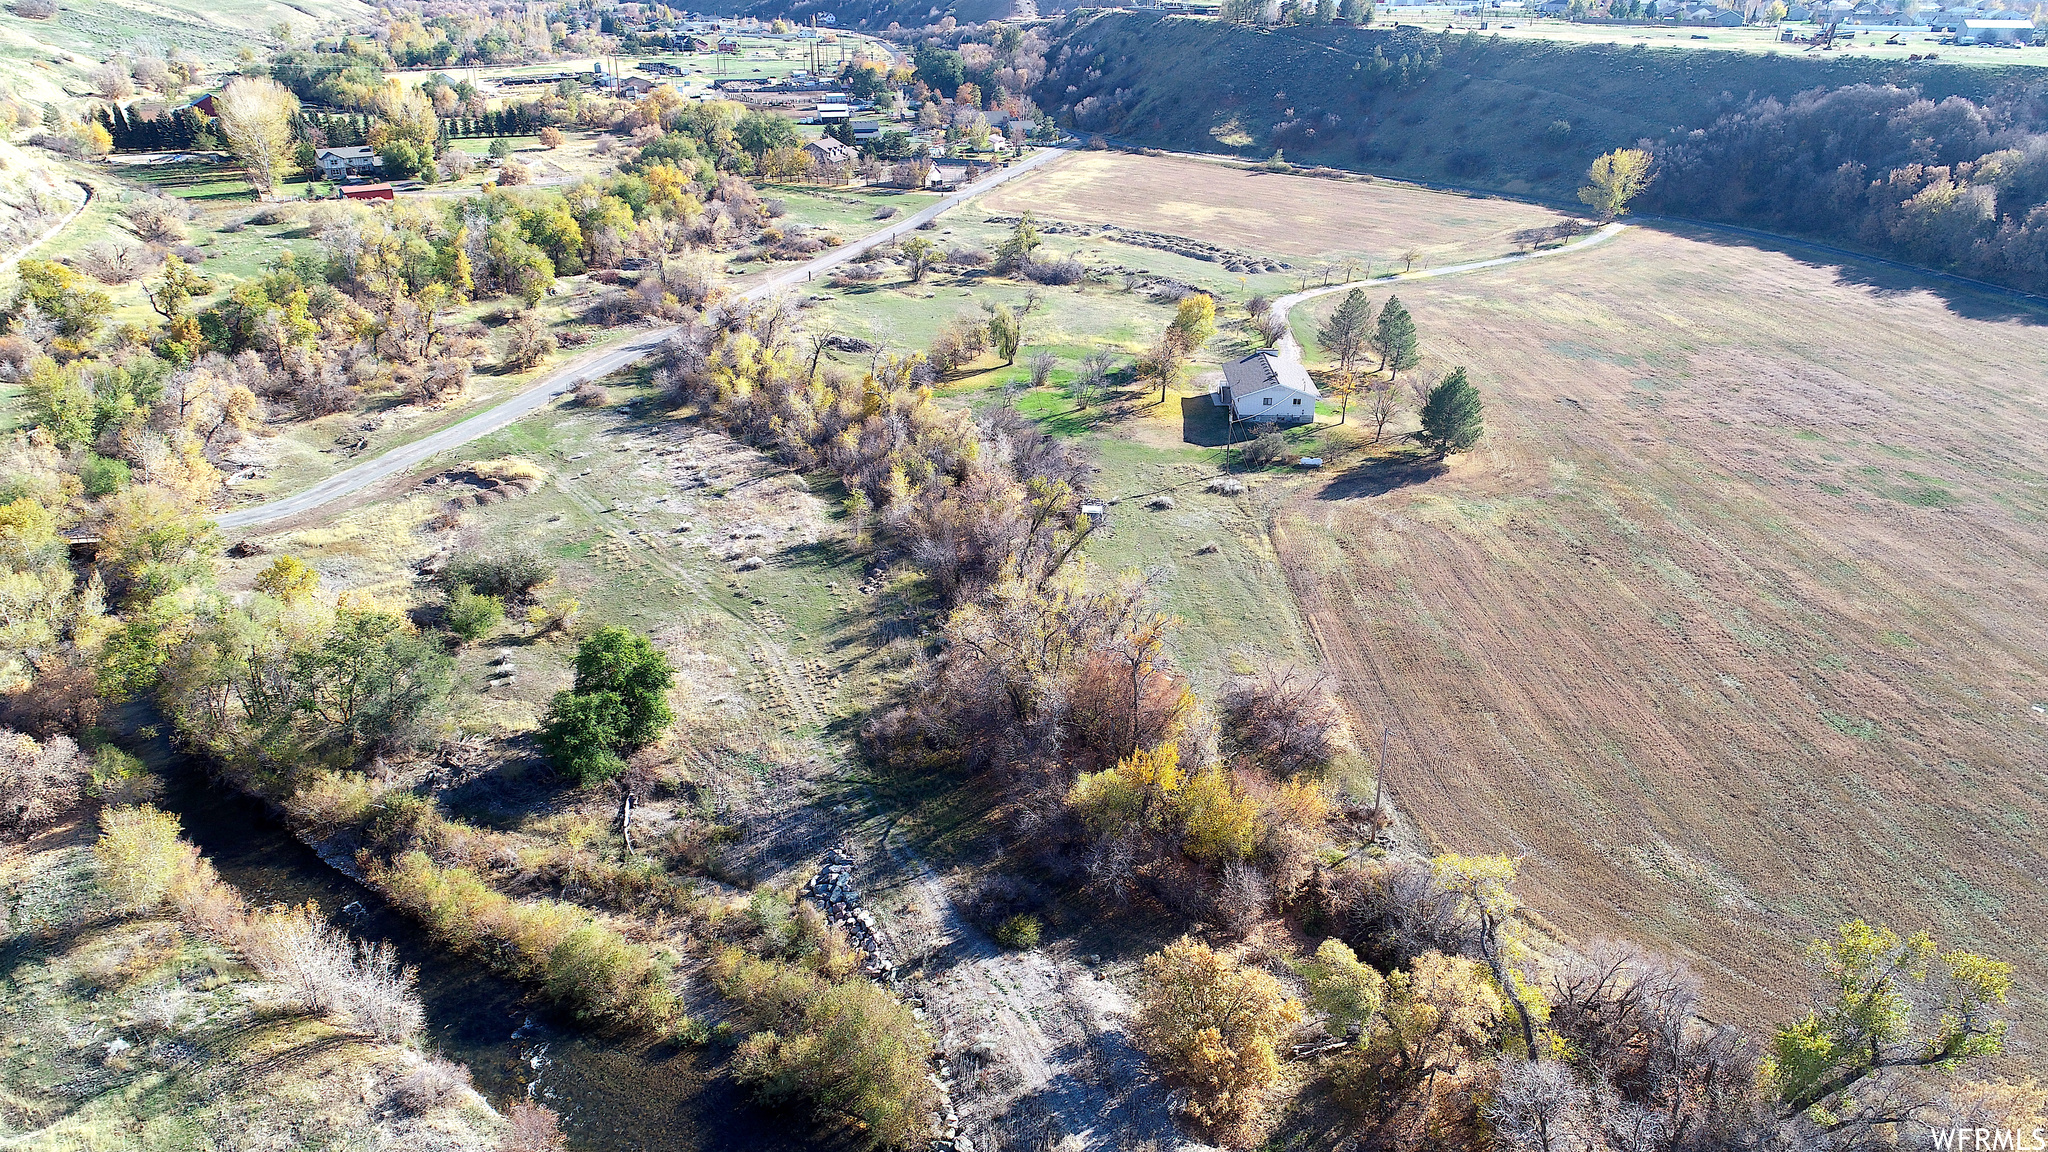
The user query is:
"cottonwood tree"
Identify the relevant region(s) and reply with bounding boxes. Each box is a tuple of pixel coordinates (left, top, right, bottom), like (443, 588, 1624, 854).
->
(1579, 148, 1653, 220)
(1317, 287, 1374, 372)
(1772, 920, 2012, 1116)
(1432, 853, 1541, 1058)
(214, 77, 301, 198)
(899, 234, 938, 282)
(1418, 366, 1484, 458)
(1133, 937, 1302, 1126)
(1489, 1058, 1597, 1152)
(1348, 950, 1503, 1126)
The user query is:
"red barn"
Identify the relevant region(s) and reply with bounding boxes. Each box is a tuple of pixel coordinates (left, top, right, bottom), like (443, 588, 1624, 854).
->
(342, 183, 395, 202)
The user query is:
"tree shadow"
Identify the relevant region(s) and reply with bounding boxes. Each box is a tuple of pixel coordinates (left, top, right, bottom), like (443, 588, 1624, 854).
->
(1315, 452, 1446, 499)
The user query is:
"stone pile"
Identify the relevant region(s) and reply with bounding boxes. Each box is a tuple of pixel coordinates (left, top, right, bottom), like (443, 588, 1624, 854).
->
(803, 850, 893, 981)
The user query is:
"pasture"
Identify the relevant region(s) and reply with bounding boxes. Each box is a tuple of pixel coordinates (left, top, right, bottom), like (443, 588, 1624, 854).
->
(1277, 224, 2048, 1040)
(979, 150, 1570, 274)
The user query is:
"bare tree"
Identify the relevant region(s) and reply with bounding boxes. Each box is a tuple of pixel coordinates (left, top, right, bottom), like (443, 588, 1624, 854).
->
(1489, 1058, 1596, 1152)
(1218, 663, 1343, 776)
(1027, 348, 1057, 389)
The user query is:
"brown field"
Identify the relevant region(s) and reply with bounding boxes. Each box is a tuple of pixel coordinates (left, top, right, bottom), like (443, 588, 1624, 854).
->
(1276, 227, 2048, 1047)
(980, 150, 1568, 269)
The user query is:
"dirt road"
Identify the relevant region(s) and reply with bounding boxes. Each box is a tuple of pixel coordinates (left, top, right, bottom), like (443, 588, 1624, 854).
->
(218, 146, 1071, 531)
(0, 180, 91, 281)
(858, 826, 1188, 1152)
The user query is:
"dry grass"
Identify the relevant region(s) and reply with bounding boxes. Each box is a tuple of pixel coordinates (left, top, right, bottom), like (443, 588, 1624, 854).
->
(980, 151, 1569, 268)
(1271, 225, 2048, 1049)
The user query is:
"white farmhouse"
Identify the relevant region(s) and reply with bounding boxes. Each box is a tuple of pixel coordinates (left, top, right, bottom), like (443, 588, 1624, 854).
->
(1217, 349, 1320, 424)
(316, 146, 381, 178)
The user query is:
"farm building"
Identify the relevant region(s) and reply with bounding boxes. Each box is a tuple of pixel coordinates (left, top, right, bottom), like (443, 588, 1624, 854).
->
(803, 136, 855, 166)
(1960, 17, 2037, 39)
(342, 183, 395, 202)
(1217, 349, 1320, 424)
(317, 146, 381, 177)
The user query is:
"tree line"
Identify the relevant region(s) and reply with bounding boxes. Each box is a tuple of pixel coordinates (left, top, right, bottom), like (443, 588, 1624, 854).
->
(1649, 82, 2048, 294)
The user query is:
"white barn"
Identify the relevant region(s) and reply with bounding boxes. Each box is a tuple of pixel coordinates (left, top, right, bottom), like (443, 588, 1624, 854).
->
(1217, 349, 1320, 424)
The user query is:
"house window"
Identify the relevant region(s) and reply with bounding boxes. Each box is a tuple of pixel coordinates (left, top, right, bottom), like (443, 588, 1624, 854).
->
(1293, 398, 1302, 405)
(1263, 397, 1273, 406)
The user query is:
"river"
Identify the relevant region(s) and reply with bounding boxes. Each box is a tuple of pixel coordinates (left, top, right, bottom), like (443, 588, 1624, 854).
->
(131, 723, 820, 1152)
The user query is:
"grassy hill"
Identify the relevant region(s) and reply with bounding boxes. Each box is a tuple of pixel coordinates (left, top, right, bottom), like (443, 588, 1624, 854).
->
(0, 0, 372, 103)
(1034, 12, 2044, 200)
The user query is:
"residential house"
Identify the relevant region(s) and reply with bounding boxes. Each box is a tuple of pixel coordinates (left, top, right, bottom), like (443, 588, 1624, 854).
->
(1217, 349, 1320, 424)
(317, 146, 382, 178)
(851, 118, 883, 140)
(803, 136, 855, 166)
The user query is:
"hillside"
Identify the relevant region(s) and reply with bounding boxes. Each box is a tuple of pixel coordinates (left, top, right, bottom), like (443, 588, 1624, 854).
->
(1031, 12, 2044, 200)
(0, 0, 373, 102)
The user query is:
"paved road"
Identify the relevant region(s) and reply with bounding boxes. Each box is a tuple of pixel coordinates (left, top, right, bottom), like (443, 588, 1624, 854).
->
(217, 146, 1070, 531)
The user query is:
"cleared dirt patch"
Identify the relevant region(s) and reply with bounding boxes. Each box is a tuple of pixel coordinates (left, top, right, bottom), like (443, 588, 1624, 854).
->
(980, 150, 1569, 268)
(1275, 226, 2048, 1050)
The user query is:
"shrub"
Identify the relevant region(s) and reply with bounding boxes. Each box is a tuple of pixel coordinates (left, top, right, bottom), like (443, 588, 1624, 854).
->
(503, 1102, 570, 1152)
(1134, 937, 1302, 1126)
(445, 584, 505, 644)
(995, 913, 1041, 950)
(1023, 257, 1085, 286)
(1240, 428, 1291, 465)
(370, 850, 678, 1031)
(93, 805, 245, 936)
(88, 744, 160, 807)
(244, 903, 425, 1042)
(538, 126, 564, 149)
(437, 547, 555, 600)
(0, 728, 82, 834)
(715, 948, 940, 1147)
(546, 923, 677, 1027)
(396, 1057, 472, 1114)
(78, 451, 130, 497)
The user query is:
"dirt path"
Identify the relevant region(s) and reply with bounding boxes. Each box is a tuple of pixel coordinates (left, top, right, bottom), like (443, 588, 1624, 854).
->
(854, 825, 1192, 1152)
(0, 180, 91, 281)
(1266, 220, 1627, 366)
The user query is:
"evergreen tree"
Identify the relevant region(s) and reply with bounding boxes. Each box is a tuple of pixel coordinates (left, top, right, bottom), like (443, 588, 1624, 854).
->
(1418, 367, 1483, 458)
(1316, 287, 1374, 372)
(1371, 294, 1420, 379)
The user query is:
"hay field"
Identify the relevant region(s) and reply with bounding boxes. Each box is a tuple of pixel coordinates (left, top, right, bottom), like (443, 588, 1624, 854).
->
(979, 150, 1569, 269)
(1276, 226, 2048, 1041)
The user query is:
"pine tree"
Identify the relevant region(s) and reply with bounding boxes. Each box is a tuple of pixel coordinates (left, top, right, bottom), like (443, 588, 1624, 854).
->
(1418, 367, 1483, 458)
(1371, 294, 1419, 379)
(1316, 287, 1374, 372)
